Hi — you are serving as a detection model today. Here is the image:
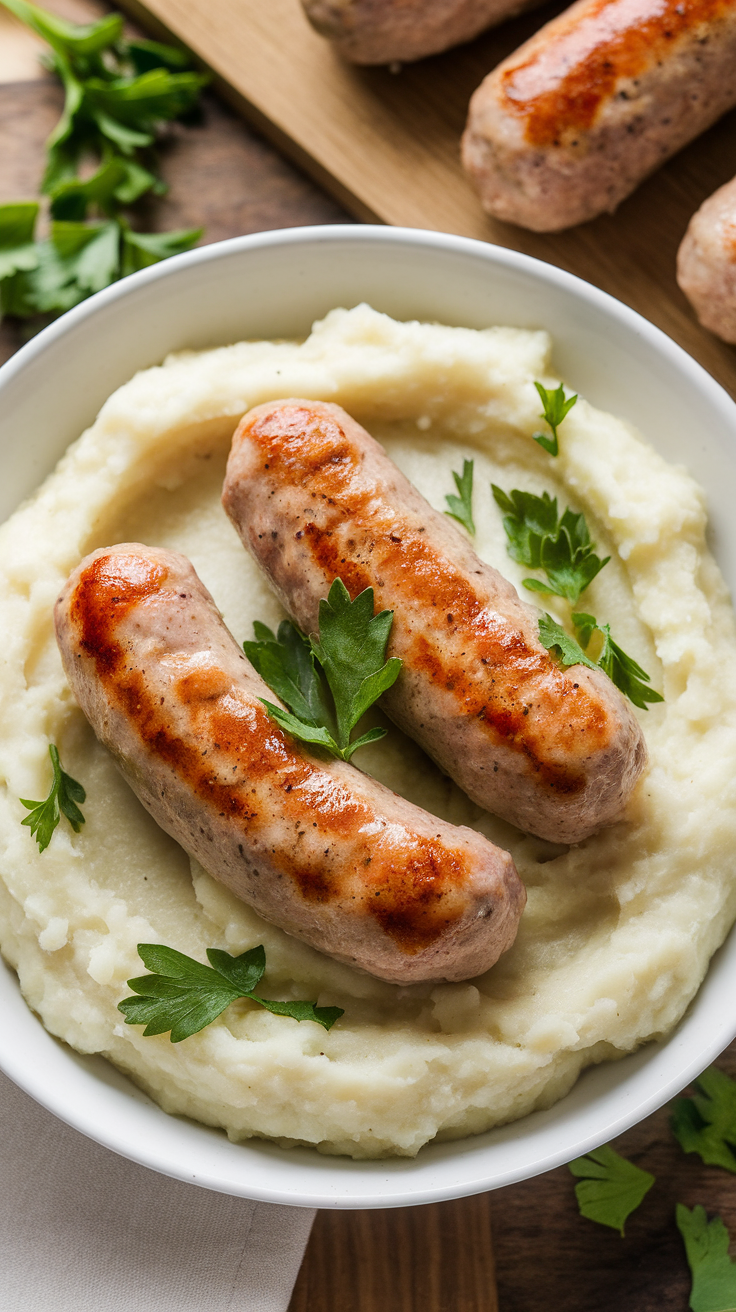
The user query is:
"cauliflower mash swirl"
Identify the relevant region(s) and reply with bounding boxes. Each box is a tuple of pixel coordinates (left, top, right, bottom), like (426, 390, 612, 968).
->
(1, 305, 735, 1159)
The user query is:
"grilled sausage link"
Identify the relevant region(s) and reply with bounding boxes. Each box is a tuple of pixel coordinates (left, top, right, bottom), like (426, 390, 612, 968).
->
(301, 0, 543, 65)
(677, 174, 736, 343)
(54, 544, 525, 984)
(461, 0, 736, 232)
(223, 400, 647, 844)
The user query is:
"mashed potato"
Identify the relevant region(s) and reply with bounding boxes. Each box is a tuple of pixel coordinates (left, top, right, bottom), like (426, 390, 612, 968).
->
(1, 304, 735, 1159)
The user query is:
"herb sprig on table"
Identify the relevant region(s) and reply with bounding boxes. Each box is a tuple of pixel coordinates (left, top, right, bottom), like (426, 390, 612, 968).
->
(119, 942, 344, 1041)
(20, 743, 86, 852)
(0, 0, 207, 322)
(245, 579, 402, 761)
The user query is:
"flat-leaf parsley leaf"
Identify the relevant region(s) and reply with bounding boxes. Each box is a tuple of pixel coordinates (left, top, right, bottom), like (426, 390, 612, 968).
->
(444, 458, 475, 535)
(491, 485, 609, 605)
(671, 1067, 736, 1173)
(568, 1143, 655, 1235)
(118, 943, 344, 1042)
(246, 579, 402, 762)
(677, 1205, 736, 1312)
(20, 743, 86, 852)
(532, 380, 577, 456)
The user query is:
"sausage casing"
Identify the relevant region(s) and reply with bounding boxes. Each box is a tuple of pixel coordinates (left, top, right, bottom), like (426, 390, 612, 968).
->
(301, 0, 543, 65)
(54, 544, 525, 984)
(461, 0, 736, 231)
(223, 400, 647, 844)
(677, 174, 736, 343)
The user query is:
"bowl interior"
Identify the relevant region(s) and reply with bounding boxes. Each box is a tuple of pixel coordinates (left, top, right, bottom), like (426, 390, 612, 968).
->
(1, 225, 736, 1208)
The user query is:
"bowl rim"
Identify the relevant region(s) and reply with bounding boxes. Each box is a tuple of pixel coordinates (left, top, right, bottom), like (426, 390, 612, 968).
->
(2, 222, 736, 1209)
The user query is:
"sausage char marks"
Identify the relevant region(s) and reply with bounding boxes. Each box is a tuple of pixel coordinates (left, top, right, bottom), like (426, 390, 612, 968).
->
(54, 544, 525, 983)
(223, 400, 647, 844)
(461, 0, 736, 230)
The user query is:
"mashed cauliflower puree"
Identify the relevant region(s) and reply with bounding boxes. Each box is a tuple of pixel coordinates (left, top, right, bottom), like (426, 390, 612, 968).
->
(1, 304, 735, 1159)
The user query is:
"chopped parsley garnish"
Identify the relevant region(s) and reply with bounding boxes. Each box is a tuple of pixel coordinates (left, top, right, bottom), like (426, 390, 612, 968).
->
(538, 611, 663, 709)
(118, 943, 344, 1042)
(20, 743, 86, 852)
(532, 380, 577, 456)
(491, 484, 609, 605)
(444, 458, 475, 535)
(245, 578, 402, 762)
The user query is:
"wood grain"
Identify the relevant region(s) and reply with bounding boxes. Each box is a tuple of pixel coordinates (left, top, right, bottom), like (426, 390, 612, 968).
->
(115, 0, 736, 400)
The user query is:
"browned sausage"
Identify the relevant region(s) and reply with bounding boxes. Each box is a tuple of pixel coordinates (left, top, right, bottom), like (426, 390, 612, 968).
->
(677, 174, 736, 343)
(222, 400, 647, 845)
(461, 0, 736, 232)
(54, 544, 525, 984)
(302, 0, 543, 64)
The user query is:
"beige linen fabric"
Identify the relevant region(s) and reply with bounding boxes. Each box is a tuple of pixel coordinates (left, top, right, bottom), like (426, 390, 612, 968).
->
(0, 1070, 315, 1311)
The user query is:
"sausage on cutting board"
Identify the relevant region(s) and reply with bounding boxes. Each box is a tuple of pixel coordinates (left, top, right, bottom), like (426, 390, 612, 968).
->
(677, 174, 736, 343)
(301, 0, 543, 65)
(54, 544, 525, 985)
(222, 400, 647, 845)
(461, 0, 736, 232)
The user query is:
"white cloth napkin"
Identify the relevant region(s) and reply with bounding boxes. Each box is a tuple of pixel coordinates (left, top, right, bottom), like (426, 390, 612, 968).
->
(0, 1070, 315, 1311)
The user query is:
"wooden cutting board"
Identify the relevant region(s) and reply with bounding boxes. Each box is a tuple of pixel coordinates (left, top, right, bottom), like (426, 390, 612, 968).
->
(118, 0, 736, 399)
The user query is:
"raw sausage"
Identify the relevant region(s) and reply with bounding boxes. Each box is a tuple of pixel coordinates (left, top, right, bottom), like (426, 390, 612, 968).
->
(54, 544, 525, 984)
(461, 0, 736, 232)
(301, 0, 543, 65)
(222, 400, 647, 844)
(677, 175, 736, 343)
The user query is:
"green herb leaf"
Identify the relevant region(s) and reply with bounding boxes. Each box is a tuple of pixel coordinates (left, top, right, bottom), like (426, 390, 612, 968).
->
(120, 224, 202, 275)
(671, 1068, 736, 1173)
(119, 942, 344, 1042)
(538, 613, 597, 671)
(245, 620, 333, 729)
(445, 458, 475, 535)
(0, 0, 123, 59)
(0, 0, 207, 320)
(573, 613, 664, 710)
(247, 581, 402, 762)
(568, 1144, 655, 1236)
(492, 485, 607, 605)
(20, 743, 86, 852)
(677, 1205, 736, 1312)
(491, 485, 558, 568)
(311, 579, 402, 757)
(532, 380, 577, 457)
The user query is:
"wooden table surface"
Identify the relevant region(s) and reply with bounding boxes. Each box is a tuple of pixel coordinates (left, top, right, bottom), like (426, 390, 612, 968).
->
(2, 5, 736, 1309)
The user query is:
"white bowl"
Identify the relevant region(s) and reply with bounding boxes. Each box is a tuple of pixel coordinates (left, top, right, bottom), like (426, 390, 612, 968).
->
(2, 226, 736, 1209)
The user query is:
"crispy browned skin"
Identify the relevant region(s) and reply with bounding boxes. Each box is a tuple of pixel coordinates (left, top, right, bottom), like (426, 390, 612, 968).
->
(54, 544, 525, 984)
(301, 0, 543, 64)
(223, 400, 647, 844)
(677, 174, 736, 343)
(461, 0, 736, 231)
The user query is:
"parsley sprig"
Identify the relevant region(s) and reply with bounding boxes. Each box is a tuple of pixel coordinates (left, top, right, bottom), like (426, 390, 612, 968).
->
(444, 458, 475, 536)
(538, 612, 663, 709)
(672, 1068, 736, 1173)
(491, 485, 609, 605)
(20, 743, 86, 852)
(119, 943, 344, 1042)
(677, 1205, 736, 1312)
(533, 381, 577, 456)
(245, 579, 402, 762)
(0, 0, 206, 322)
(568, 1144, 655, 1236)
